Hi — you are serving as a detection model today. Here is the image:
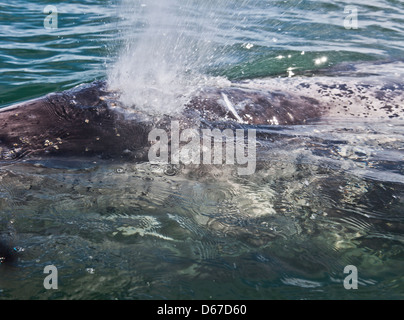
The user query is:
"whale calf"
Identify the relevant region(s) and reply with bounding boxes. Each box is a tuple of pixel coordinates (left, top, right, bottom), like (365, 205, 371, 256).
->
(0, 60, 403, 161)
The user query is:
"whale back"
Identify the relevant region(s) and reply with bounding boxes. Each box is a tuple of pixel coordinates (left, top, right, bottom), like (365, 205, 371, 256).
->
(1, 61, 403, 160)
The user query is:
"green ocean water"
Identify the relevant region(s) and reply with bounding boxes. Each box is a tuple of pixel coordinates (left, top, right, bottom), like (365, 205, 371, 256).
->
(0, 0, 403, 300)
(1, 0, 403, 106)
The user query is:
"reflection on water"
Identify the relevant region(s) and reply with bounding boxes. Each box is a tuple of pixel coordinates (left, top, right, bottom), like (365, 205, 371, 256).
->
(0, 120, 403, 299)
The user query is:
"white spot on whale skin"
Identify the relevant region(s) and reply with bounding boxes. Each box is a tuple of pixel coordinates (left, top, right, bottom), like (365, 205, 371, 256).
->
(221, 93, 245, 123)
(287, 112, 294, 121)
(269, 116, 279, 125)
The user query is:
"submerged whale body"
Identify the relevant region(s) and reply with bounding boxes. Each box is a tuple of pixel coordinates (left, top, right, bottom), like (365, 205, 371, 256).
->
(0, 60, 403, 161)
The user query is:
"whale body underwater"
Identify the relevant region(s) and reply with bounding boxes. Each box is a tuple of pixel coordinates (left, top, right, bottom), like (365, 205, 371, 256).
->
(0, 60, 403, 162)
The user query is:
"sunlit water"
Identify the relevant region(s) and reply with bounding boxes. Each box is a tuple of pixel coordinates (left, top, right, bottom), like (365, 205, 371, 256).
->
(0, 0, 403, 299)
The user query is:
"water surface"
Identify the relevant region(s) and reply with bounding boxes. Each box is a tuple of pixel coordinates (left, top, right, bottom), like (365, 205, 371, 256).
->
(0, 0, 403, 299)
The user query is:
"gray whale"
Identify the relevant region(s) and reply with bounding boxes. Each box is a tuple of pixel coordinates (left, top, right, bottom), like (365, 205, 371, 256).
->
(0, 61, 403, 265)
(0, 60, 403, 161)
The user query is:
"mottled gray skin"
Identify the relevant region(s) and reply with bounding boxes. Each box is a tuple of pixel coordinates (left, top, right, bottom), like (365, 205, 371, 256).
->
(0, 82, 154, 160)
(0, 82, 325, 161)
(187, 86, 324, 125)
(0, 61, 403, 161)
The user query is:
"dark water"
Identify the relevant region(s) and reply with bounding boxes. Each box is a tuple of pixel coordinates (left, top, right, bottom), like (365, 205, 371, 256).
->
(0, 0, 403, 299)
